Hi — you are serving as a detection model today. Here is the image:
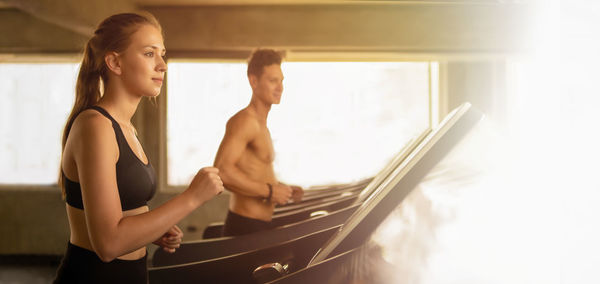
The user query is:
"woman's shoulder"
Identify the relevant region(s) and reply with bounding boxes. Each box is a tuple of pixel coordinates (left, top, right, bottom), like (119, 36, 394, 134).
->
(70, 108, 116, 142)
(73, 108, 112, 128)
(66, 108, 119, 162)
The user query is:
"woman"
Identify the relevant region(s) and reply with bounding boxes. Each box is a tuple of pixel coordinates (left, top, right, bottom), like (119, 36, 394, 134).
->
(53, 12, 223, 283)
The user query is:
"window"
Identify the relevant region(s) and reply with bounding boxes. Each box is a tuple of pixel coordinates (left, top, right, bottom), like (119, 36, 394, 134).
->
(167, 61, 436, 187)
(0, 63, 78, 185)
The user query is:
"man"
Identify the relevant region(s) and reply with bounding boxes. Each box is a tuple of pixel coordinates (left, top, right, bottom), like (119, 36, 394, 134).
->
(214, 48, 304, 237)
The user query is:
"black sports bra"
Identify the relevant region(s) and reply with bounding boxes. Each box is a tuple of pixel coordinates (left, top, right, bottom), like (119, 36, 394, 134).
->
(63, 106, 156, 211)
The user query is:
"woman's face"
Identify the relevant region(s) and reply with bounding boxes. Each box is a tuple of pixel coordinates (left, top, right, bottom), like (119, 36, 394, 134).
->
(118, 24, 167, 98)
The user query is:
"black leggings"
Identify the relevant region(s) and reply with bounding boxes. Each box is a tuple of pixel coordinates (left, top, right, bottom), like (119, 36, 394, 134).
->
(222, 210, 272, 237)
(53, 242, 147, 284)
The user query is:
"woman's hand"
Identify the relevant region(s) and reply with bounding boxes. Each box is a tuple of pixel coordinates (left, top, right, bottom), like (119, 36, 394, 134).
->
(187, 167, 224, 206)
(153, 225, 183, 253)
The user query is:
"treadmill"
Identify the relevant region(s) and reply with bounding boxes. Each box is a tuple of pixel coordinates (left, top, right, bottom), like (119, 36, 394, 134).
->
(148, 102, 483, 283)
(262, 102, 484, 283)
(151, 127, 428, 267)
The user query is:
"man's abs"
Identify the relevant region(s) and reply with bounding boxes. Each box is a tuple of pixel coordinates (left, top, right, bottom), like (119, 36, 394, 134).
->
(229, 193, 275, 222)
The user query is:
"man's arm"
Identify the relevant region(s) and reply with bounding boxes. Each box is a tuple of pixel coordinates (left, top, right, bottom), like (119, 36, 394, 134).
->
(214, 115, 270, 199)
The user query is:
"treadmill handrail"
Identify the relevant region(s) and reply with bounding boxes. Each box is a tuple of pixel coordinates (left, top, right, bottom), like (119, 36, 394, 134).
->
(152, 204, 360, 266)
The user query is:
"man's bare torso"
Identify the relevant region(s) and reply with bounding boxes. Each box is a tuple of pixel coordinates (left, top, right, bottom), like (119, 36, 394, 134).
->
(215, 108, 278, 221)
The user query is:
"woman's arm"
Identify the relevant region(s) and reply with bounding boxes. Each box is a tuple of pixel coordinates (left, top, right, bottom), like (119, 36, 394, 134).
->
(72, 111, 222, 262)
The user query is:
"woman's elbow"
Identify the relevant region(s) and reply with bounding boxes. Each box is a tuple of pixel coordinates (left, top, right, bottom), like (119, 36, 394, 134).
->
(92, 242, 119, 263)
(97, 253, 116, 263)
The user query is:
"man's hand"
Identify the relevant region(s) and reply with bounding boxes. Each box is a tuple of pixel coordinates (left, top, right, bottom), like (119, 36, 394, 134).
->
(271, 183, 292, 205)
(153, 225, 183, 253)
(290, 185, 304, 203)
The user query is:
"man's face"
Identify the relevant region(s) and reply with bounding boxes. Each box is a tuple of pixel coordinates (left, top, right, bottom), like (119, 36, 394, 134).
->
(251, 64, 284, 105)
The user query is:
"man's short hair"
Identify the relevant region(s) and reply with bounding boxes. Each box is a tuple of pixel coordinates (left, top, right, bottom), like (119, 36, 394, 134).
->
(247, 48, 284, 78)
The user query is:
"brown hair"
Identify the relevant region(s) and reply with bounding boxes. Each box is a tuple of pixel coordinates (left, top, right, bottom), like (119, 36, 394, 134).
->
(58, 12, 161, 194)
(247, 48, 284, 78)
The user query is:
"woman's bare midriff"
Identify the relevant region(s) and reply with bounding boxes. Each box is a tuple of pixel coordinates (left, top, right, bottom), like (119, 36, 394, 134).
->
(66, 204, 149, 260)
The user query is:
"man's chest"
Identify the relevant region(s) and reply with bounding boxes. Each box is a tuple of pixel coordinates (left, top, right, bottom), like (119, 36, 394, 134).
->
(248, 128, 275, 163)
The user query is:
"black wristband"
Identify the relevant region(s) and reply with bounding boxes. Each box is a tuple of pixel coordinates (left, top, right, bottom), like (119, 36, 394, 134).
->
(266, 183, 273, 202)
